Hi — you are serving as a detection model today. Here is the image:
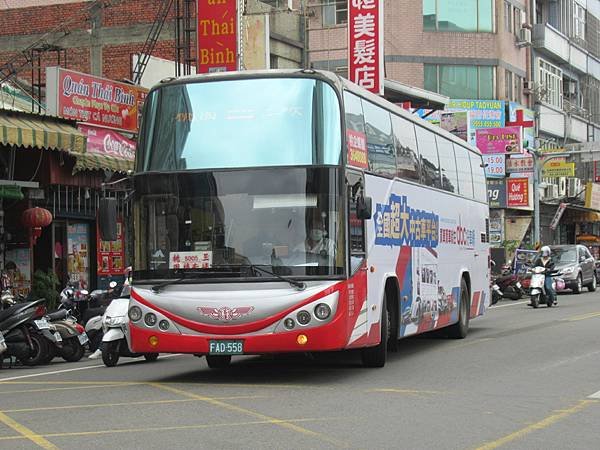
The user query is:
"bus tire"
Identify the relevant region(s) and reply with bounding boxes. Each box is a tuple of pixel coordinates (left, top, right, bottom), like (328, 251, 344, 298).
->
(361, 296, 388, 368)
(206, 355, 231, 369)
(448, 278, 470, 339)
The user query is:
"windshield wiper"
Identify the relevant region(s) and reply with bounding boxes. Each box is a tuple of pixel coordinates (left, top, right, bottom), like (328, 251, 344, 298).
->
(214, 264, 306, 291)
(150, 269, 238, 293)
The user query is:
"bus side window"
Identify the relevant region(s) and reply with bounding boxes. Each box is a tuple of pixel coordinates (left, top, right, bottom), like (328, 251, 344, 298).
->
(343, 91, 366, 134)
(391, 114, 420, 182)
(435, 135, 458, 193)
(362, 99, 395, 178)
(454, 143, 474, 199)
(415, 126, 442, 189)
(469, 151, 488, 202)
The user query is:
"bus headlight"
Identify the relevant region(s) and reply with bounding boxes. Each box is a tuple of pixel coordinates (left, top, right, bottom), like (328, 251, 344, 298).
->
(144, 313, 157, 327)
(129, 306, 142, 322)
(284, 318, 295, 330)
(296, 310, 311, 325)
(314, 303, 331, 320)
(158, 320, 170, 331)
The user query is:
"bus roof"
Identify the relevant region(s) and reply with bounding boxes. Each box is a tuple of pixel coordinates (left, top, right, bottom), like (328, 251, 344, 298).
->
(153, 69, 482, 157)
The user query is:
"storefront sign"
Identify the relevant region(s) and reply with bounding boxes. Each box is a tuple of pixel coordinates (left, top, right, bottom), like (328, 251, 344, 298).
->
(67, 223, 89, 290)
(483, 154, 505, 177)
(506, 178, 530, 207)
(514, 249, 537, 275)
(46, 67, 147, 133)
(487, 179, 507, 208)
(549, 202, 568, 230)
(506, 155, 534, 173)
(97, 219, 125, 276)
(349, 0, 384, 95)
(585, 182, 600, 210)
(507, 103, 535, 149)
(447, 99, 505, 145)
(440, 111, 469, 142)
(542, 161, 575, 178)
(346, 129, 368, 169)
(476, 126, 523, 155)
(197, 0, 237, 73)
(169, 251, 212, 269)
(78, 125, 135, 161)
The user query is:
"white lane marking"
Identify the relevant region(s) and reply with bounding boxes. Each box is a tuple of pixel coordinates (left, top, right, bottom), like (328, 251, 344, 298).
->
(0, 354, 182, 382)
(490, 300, 530, 309)
(588, 390, 600, 399)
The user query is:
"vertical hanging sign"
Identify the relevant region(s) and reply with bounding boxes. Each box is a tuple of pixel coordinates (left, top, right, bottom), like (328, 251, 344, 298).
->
(197, 0, 238, 73)
(349, 0, 384, 95)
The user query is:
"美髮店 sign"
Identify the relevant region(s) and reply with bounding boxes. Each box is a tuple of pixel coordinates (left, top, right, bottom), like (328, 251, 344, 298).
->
(197, 0, 237, 73)
(46, 67, 147, 134)
(349, 0, 384, 95)
(507, 178, 530, 207)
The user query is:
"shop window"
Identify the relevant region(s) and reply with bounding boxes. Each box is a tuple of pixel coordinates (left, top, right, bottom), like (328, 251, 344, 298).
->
(362, 99, 396, 178)
(423, 0, 493, 32)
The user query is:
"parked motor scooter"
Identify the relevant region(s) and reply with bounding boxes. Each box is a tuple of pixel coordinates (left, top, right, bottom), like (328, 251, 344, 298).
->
(101, 297, 158, 367)
(59, 282, 90, 323)
(490, 282, 502, 305)
(494, 264, 525, 300)
(528, 266, 562, 308)
(44, 309, 89, 362)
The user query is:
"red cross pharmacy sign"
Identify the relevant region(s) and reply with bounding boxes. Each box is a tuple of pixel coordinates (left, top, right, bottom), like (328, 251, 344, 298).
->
(348, 0, 384, 95)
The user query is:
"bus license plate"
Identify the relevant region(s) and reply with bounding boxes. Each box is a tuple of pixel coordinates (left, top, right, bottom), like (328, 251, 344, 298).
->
(208, 340, 244, 355)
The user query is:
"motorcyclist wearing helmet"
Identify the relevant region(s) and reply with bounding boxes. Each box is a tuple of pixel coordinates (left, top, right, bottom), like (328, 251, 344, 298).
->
(533, 246, 557, 306)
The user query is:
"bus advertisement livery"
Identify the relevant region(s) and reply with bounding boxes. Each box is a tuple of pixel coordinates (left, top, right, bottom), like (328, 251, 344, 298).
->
(103, 69, 490, 368)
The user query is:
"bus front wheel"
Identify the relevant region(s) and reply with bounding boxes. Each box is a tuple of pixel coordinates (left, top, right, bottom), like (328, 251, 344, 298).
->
(361, 296, 388, 368)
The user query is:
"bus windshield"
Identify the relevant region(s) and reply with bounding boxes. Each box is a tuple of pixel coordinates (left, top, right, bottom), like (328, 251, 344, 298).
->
(133, 167, 345, 281)
(138, 77, 342, 172)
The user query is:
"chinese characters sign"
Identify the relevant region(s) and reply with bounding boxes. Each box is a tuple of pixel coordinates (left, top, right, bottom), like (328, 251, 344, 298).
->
(347, 129, 368, 168)
(97, 219, 125, 276)
(169, 251, 213, 269)
(349, 0, 384, 95)
(197, 0, 237, 73)
(506, 156, 534, 173)
(542, 161, 575, 178)
(373, 194, 439, 248)
(46, 67, 147, 134)
(506, 178, 530, 207)
(475, 126, 523, 155)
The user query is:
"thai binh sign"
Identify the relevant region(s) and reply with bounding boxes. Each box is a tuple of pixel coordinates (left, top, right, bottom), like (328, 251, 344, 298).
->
(475, 126, 523, 155)
(348, 0, 384, 95)
(78, 125, 135, 161)
(46, 67, 148, 134)
(506, 178, 530, 207)
(197, 0, 237, 73)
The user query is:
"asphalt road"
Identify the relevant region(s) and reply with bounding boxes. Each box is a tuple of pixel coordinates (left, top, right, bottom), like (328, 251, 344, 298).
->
(1, 290, 599, 450)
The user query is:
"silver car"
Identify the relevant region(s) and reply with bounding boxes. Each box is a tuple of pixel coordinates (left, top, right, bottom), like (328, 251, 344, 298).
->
(549, 245, 597, 293)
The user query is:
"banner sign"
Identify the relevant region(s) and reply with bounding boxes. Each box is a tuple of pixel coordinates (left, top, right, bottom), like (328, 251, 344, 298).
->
(440, 111, 469, 142)
(483, 154, 505, 177)
(447, 99, 505, 145)
(506, 178, 530, 207)
(487, 179, 507, 208)
(46, 67, 147, 134)
(506, 155, 534, 173)
(514, 249, 537, 275)
(97, 219, 125, 276)
(346, 129, 369, 169)
(476, 126, 523, 155)
(348, 0, 384, 95)
(542, 161, 575, 178)
(197, 0, 238, 73)
(78, 125, 135, 161)
(67, 223, 89, 290)
(585, 182, 600, 210)
(549, 203, 568, 230)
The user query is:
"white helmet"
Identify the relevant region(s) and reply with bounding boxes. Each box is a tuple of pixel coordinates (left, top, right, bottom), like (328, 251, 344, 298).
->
(541, 246, 551, 257)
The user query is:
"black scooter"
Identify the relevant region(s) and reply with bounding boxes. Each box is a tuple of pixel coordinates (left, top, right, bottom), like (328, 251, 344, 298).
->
(0, 298, 55, 366)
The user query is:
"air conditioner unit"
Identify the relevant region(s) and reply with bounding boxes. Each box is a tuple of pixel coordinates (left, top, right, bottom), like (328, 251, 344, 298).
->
(544, 184, 559, 199)
(517, 28, 532, 47)
(567, 177, 581, 197)
(558, 177, 567, 196)
(523, 79, 535, 95)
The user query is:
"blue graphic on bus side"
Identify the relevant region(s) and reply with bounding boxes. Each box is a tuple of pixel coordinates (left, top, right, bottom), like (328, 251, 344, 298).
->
(373, 194, 439, 248)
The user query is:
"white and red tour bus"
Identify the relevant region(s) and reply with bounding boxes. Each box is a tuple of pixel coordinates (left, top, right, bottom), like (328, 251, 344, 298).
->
(105, 69, 490, 368)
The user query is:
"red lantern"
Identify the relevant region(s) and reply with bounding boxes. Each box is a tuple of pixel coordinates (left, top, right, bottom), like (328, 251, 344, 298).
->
(22, 207, 53, 244)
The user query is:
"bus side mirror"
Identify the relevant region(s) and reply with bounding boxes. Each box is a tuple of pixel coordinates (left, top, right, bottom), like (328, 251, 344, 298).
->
(357, 196, 372, 220)
(98, 198, 118, 241)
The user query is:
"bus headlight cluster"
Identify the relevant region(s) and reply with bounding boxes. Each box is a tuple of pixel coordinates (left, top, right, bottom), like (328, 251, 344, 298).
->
(296, 310, 311, 325)
(284, 318, 295, 330)
(129, 306, 142, 322)
(158, 320, 170, 331)
(144, 313, 157, 327)
(314, 303, 331, 320)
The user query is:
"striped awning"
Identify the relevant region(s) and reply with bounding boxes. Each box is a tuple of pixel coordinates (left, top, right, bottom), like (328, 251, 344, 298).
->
(0, 112, 86, 154)
(73, 153, 134, 174)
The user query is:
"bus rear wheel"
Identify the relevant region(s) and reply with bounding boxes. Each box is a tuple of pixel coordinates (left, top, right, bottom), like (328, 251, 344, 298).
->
(361, 296, 388, 368)
(206, 355, 231, 369)
(448, 278, 470, 339)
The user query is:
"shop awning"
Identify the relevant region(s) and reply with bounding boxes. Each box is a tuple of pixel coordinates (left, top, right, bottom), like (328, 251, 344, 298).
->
(73, 153, 134, 174)
(0, 111, 86, 154)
